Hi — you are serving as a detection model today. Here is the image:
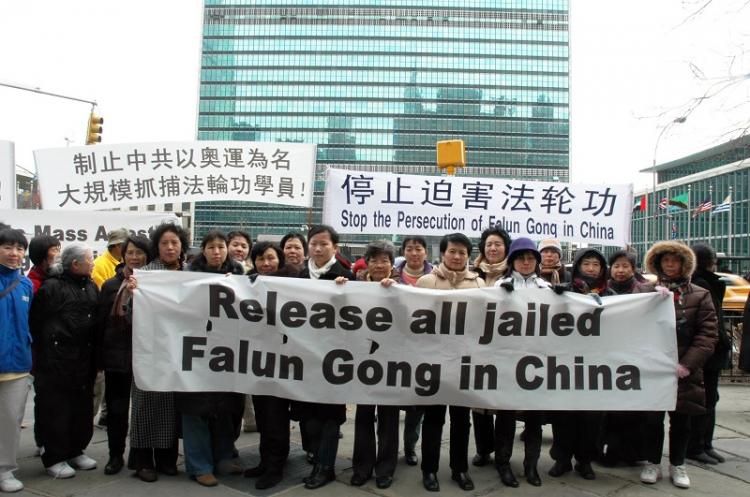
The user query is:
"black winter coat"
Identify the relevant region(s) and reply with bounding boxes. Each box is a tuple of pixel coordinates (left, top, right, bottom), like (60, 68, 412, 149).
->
(740, 296, 750, 372)
(692, 268, 730, 370)
(30, 271, 98, 390)
(174, 256, 245, 418)
(296, 259, 354, 426)
(96, 265, 131, 373)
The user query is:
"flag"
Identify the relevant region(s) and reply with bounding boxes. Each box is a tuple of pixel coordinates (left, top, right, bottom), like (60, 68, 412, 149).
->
(667, 193, 689, 211)
(712, 195, 731, 215)
(691, 197, 712, 218)
(670, 222, 678, 239)
(658, 198, 668, 210)
(632, 196, 646, 212)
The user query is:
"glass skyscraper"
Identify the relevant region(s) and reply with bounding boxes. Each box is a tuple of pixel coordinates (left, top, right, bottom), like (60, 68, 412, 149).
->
(195, 0, 569, 246)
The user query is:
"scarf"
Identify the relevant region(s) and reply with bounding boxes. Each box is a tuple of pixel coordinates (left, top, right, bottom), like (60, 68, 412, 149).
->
(659, 275, 690, 307)
(475, 255, 507, 286)
(434, 263, 469, 288)
(572, 274, 607, 295)
(539, 260, 563, 285)
(403, 263, 426, 279)
(112, 266, 134, 324)
(307, 255, 337, 279)
(608, 276, 635, 295)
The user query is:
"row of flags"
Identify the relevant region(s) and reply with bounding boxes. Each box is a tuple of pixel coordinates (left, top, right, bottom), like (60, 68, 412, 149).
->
(633, 194, 732, 217)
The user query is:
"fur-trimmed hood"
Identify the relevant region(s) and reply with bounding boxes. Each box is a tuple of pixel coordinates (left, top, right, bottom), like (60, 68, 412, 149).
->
(645, 241, 696, 280)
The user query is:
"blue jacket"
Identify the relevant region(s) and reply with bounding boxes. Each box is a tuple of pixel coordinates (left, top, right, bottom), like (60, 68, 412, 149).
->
(0, 264, 33, 373)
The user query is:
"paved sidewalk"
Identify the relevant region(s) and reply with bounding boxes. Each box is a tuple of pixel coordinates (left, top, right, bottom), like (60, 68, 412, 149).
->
(11, 385, 750, 496)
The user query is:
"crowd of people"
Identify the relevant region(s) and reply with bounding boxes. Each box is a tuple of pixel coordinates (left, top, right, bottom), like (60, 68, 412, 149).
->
(2, 220, 750, 493)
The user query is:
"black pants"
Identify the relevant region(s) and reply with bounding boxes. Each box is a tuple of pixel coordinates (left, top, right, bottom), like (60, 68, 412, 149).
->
(688, 368, 720, 454)
(128, 445, 179, 471)
(353, 405, 399, 478)
(35, 382, 94, 468)
(421, 405, 470, 474)
(550, 411, 602, 464)
(252, 395, 290, 474)
(403, 406, 423, 453)
(104, 370, 132, 458)
(472, 411, 494, 456)
(495, 411, 543, 467)
(644, 411, 691, 466)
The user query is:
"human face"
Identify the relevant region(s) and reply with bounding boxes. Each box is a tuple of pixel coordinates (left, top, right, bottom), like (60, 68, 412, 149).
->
(660, 253, 683, 279)
(442, 242, 469, 272)
(483, 235, 506, 264)
(579, 257, 602, 278)
(158, 231, 182, 265)
(228, 236, 250, 263)
(255, 247, 280, 275)
(610, 257, 634, 283)
(308, 231, 337, 267)
(45, 245, 61, 268)
(513, 251, 538, 276)
(283, 237, 305, 267)
(0, 242, 25, 269)
(540, 248, 560, 266)
(367, 253, 393, 281)
(203, 238, 228, 269)
(71, 249, 95, 277)
(403, 240, 427, 270)
(124, 243, 148, 270)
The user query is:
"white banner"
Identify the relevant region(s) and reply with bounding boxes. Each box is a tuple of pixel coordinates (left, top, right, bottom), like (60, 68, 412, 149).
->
(133, 272, 677, 411)
(0, 209, 179, 272)
(322, 168, 633, 245)
(34, 141, 316, 210)
(0, 140, 15, 210)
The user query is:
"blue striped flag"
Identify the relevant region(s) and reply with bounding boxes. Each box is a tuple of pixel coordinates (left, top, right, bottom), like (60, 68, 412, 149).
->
(712, 195, 731, 215)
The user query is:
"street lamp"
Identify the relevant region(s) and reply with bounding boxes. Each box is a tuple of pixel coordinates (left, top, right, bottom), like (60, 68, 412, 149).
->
(650, 116, 687, 243)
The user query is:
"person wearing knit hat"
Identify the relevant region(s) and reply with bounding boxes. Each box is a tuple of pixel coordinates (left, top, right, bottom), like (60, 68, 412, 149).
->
(490, 237, 550, 487)
(537, 239, 569, 285)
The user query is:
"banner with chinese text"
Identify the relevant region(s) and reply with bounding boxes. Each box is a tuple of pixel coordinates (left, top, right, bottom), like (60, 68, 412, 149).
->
(133, 272, 677, 411)
(323, 169, 633, 245)
(34, 141, 316, 210)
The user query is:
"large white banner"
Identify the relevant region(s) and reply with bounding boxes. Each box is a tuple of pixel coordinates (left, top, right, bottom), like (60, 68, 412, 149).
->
(0, 209, 179, 272)
(34, 141, 316, 210)
(133, 272, 677, 411)
(322, 168, 633, 245)
(0, 140, 15, 210)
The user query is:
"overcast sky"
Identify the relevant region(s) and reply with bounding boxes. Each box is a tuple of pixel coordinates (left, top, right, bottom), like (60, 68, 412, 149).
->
(1, 0, 748, 191)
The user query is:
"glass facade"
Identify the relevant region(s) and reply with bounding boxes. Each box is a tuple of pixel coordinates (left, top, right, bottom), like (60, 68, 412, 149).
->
(195, 1, 570, 246)
(631, 135, 750, 273)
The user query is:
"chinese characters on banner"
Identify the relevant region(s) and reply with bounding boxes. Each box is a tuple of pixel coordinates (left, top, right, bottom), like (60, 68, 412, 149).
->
(323, 169, 633, 246)
(33, 141, 316, 210)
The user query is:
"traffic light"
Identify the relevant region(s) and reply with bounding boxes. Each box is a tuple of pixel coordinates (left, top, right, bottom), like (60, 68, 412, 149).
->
(85, 113, 103, 144)
(436, 139, 465, 175)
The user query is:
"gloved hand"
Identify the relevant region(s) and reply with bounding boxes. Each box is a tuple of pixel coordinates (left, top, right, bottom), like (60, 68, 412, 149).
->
(500, 281, 514, 292)
(248, 273, 259, 283)
(655, 285, 671, 298)
(552, 284, 567, 295)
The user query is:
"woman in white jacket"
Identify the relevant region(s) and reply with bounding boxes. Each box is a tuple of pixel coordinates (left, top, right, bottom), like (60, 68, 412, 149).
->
(492, 237, 549, 487)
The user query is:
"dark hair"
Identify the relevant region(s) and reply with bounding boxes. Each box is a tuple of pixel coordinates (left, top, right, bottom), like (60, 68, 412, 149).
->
(28, 235, 60, 265)
(439, 233, 472, 254)
(691, 243, 716, 272)
(478, 227, 512, 258)
(200, 230, 228, 250)
(0, 222, 11, 231)
(365, 240, 396, 263)
(123, 235, 153, 264)
(280, 232, 307, 255)
(250, 241, 285, 270)
(307, 224, 339, 245)
(149, 223, 190, 262)
(401, 235, 427, 253)
(227, 230, 252, 247)
(608, 250, 637, 270)
(0, 228, 28, 250)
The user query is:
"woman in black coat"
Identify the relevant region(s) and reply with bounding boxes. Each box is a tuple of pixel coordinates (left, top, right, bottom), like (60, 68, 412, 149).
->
(178, 231, 245, 487)
(97, 235, 152, 475)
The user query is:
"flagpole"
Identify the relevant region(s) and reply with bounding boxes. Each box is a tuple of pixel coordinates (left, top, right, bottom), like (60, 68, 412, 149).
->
(708, 185, 714, 245)
(728, 185, 733, 255)
(643, 198, 647, 252)
(664, 187, 670, 240)
(687, 185, 691, 242)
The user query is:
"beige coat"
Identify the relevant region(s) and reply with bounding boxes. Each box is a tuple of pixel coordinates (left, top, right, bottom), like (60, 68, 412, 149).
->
(415, 263, 486, 290)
